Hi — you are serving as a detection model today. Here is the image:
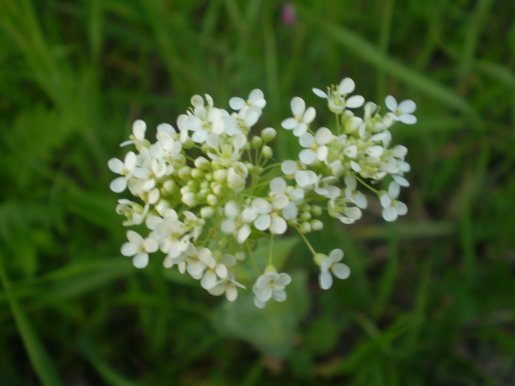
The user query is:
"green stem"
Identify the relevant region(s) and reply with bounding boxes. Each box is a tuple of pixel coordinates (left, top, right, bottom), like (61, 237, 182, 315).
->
(296, 228, 317, 256)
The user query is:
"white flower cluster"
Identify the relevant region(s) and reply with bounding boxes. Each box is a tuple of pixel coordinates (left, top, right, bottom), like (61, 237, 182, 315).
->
(109, 78, 416, 308)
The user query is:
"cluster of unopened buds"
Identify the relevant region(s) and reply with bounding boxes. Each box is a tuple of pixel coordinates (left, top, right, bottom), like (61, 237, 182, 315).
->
(109, 77, 416, 308)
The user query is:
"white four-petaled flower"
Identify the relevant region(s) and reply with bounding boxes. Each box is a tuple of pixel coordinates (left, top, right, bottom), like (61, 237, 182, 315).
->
(318, 249, 350, 290)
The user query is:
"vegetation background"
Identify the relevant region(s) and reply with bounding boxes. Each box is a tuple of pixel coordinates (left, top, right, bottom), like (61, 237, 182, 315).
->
(0, 0, 513, 385)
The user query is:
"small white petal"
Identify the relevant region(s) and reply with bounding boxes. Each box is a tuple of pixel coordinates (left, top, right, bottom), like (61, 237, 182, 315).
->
(254, 214, 271, 230)
(144, 238, 158, 253)
(399, 114, 417, 125)
(243, 107, 260, 127)
(299, 133, 314, 148)
(277, 273, 292, 286)
(132, 120, 146, 140)
(110, 177, 127, 193)
(395, 201, 408, 216)
(303, 107, 316, 123)
(226, 287, 238, 302)
(281, 117, 298, 129)
(282, 203, 298, 220)
(319, 270, 333, 290)
(224, 201, 240, 218)
(346, 95, 365, 108)
(272, 194, 289, 210)
(237, 224, 251, 243)
(383, 206, 398, 222)
(380, 192, 392, 208)
(338, 78, 355, 94)
(133, 253, 149, 269)
(385, 95, 397, 112)
(241, 207, 258, 223)
(108, 158, 124, 174)
(399, 99, 416, 114)
(315, 127, 333, 144)
(124, 152, 137, 170)
(281, 160, 298, 175)
(270, 177, 287, 194)
(291, 97, 305, 116)
(270, 216, 287, 234)
(312, 88, 327, 98)
(191, 129, 207, 143)
(331, 263, 350, 280)
(329, 248, 344, 261)
(252, 198, 272, 214)
(201, 271, 217, 289)
(121, 242, 137, 257)
(229, 97, 245, 110)
(299, 149, 317, 165)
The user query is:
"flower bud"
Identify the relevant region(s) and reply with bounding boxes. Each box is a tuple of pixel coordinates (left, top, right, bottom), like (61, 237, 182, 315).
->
(311, 219, 323, 231)
(191, 169, 203, 179)
(251, 136, 263, 149)
(194, 156, 209, 169)
(182, 192, 197, 207)
(300, 212, 312, 221)
(207, 194, 218, 206)
(200, 206, 214, 218)
(261, 127, 276, 142)
(178, 166, 191, 180)
(311, 205, 322, 216)
(299, 222, 312, 233)
(213, 169, 227, 182)
(261, 145, 273, 159)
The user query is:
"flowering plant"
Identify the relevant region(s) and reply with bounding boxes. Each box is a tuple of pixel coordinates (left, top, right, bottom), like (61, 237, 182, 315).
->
(108, 77, 416, 308)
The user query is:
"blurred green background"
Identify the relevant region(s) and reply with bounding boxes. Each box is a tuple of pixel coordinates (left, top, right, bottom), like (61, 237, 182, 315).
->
(0, 0, 514, 385)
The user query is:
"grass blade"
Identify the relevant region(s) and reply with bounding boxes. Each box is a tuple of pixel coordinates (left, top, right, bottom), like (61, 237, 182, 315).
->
(0, 256, 63, 386)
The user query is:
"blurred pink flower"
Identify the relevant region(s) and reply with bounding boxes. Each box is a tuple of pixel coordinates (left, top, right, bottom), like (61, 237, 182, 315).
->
(281, 3, 297, 26)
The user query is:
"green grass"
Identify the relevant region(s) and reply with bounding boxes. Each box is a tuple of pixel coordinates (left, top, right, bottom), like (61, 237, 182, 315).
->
(0, 0, 514, 385)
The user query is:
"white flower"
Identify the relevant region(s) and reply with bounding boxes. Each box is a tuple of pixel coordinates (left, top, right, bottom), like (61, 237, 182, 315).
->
(121, 230, 158, 269)
(344, 175, 368, 209)
(328, 193, 362, 224)
(208, 274, 246, 301)
(120, 120, 149, 149)
(252, 267, 292, 308)
(177, 95, 239, 143)
(385, 95, 417, 124)
(221, 201, 257, 243)
(108, 151, 137, 193)
(318, 249, 350, 290)
(229, 89, 266, 127)
(281, 97, 316, 136)
(313, 77, 365, 113)
(298, 127, 334, 165)
(116, 199, 149, 226)
(269, 177, 303, 220)
(379, 182, 408, 222)
(251, 197, 288, 235)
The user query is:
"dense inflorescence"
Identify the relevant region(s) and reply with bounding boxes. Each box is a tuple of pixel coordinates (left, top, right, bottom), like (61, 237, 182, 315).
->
(108, 78, 416, 308)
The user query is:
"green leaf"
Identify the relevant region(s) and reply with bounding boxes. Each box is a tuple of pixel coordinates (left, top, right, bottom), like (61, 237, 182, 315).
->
(212, 270, 310, 359)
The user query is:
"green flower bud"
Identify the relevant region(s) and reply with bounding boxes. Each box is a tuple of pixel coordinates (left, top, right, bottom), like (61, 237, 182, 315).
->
(207, 194, 218, 206)
(191, 169, 203, 179)
(178, 166, 191, 180)
(213, 169, 227, 182)
(299, 222, 312, 233)
(251, 136, 263, 149)
(261, 127, 276, 142)
(261, 145, 273, 159)
(200, 206, 214, 218)
(311, 219, 323, 231)
(311, 205, 322, 216)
